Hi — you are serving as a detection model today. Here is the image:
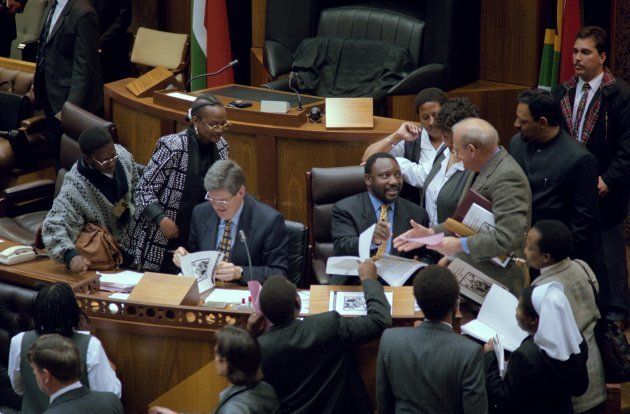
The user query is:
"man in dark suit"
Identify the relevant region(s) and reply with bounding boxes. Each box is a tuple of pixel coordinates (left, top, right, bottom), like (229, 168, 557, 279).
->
(92, 0, 131, 83)
(252, 261, 391, 414)
(332, 152, 428, 265)
(34, 0, 103, 167)
(377, 266, 487, 414)
(27, 334, 122, 414)
(0, 0, 26, 57)
(174, 159, 289, 283)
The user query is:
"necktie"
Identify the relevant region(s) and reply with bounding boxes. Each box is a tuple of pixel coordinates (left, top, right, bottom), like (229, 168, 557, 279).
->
(573, 82, 591, 142)
(36, 0, 58, 67)
(217, 220, 232, 262)
(371, 204, 389, 262)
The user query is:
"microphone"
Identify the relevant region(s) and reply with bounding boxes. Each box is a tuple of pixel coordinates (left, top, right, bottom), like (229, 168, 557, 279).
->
(186, 59, 239, 91)
(288, 72, 303, 111)
(238, 230, 254, 283)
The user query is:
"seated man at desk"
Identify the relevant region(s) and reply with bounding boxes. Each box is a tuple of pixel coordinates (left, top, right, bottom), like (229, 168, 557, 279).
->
(173, 160, 289, 283)
(42, 127, 138, 273)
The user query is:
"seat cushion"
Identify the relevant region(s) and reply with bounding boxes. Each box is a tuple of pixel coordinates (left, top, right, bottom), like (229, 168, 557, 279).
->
(0, 217, 36, 245)
(14, 211, 46, 234)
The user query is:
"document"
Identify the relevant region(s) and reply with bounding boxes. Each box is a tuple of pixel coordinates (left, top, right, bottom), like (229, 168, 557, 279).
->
(493, 335, 506, 378)
(328, 290, 394, 316)
(98, 270, 144, 293)
(400, 232, 444, 246)
(205, 288, 251, 305)
(166, 91, 196, 101)
(460, 284, 528, 352)
(180, 251, 225, 294)
(298, 291, 310, 314)
(375, 254, 427, 287)
(462, 203, 495, 233)
(448, 258, 507, 305)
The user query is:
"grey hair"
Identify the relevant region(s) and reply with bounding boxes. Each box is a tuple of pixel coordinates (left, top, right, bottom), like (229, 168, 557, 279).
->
(204, 160, 246, 195)
(452, 118, 499, 149)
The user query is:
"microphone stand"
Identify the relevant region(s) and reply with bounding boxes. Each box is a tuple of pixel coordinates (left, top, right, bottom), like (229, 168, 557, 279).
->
(288, 72, 303, 111)
(238, 230, 254, 283)
(186, 59, 239, 91)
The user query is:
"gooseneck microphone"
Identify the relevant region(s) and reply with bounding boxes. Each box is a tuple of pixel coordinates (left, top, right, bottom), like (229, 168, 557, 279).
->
(238, 230, 254, 283)
(288, 72, 303, 111)
(186, 59, 239, 91)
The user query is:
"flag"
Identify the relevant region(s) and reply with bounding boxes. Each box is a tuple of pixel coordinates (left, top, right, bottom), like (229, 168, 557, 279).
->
(538, 29, 556, 90)
(538, 0, 563, 90)
(559, 0, 582, 83)
(190, 0, 234, 91)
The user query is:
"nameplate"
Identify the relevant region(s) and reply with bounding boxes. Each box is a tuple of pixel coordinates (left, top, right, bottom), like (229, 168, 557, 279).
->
(260, 100, 290, 113)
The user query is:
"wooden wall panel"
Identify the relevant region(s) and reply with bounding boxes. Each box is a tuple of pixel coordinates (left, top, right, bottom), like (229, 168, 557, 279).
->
(250, 48, 272, 86)
(252, 0, 267, 48)
(225, 131, 259, 199)
(112, 103, 162, 165)
(161, 0, 191, 35)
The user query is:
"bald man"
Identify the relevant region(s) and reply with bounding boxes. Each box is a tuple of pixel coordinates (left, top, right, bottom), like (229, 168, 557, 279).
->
(395, 118, 532, 293)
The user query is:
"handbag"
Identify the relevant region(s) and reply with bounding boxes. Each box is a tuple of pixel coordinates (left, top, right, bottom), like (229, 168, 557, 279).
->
(75, 223, 123, 270)
(576, 259, 630, 382)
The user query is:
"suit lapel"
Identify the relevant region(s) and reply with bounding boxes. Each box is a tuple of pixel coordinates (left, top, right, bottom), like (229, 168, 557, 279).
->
(392, 198, 409, 239)
(46, 0, 72, 45)
(360, 192, 377, 230)
(231, 196, 252, 263)
(206, 209, 220, 251)
(472, 148, 506, 192)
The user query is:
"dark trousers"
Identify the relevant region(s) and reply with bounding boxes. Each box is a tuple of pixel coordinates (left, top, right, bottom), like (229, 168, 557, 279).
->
(35, 73, 63, 170)
(593, 222, 628, 320)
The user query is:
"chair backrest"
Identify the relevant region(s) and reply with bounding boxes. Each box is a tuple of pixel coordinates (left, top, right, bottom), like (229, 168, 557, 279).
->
(130, 27, 189, 71)
(316, 6, 425, 68)
(0, 68, 34, 96)
(265, 0, 319, 54)
(10, 0, 47, 60)
(306, 166, 365, 263)
(284, 220, 308, 288)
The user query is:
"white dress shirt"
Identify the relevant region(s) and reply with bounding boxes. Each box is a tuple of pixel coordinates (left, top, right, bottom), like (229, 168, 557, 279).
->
(424, 147, 464, 227)
(47, 0, 69, 40)
(392, 129, 439, 189)
(49, 380, 83, 404)
(572, 71, 604, 141)
(8, 331, 122, 398)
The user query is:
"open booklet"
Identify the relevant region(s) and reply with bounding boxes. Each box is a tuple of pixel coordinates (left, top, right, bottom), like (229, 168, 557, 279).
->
(447, 258, 507, 305)
(325, 223, 427, 287)
(329, 290, 394, 316)
(460, 284, 528, 352)
(180, 251, 225, 294)
(461, 202, 510, 268)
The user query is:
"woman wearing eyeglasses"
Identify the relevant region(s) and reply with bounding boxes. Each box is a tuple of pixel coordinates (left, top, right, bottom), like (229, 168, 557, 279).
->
(127, 93, 231, 272)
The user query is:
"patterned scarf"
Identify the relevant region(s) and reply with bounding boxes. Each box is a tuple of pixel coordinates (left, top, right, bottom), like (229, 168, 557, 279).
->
(560, 67, 615, 145)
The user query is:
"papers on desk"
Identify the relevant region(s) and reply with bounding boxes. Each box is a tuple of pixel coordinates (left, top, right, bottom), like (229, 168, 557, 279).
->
(299, 291, 310, 314)
(180, 251, 224, 294)
(325, 224, 427, 286)
(460, 285, 528, 352)
(108, 292, 130, 300)
(98, 270, 144, 292)
(166, 91, 196, 101)
(205, 288, 250, 306)
(329, 290, 394, 316)
(448, 258, 507, 305)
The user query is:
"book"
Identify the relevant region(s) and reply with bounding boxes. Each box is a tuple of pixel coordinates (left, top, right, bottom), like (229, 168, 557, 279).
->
(180, 251, 225, 294)
(328, 290, 394, 316)
(447, 258, 507, 305)
(460, 284, 528, 352)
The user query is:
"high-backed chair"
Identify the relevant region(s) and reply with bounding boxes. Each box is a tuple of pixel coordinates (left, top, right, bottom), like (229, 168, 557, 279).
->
(130, 27, 189, 83)
(284, 220, 309, 288)
(306, 166, 365, 285)
(0, 282, 37, 412)
(0, 103, 117, 245)
(10, 0, 47, 62)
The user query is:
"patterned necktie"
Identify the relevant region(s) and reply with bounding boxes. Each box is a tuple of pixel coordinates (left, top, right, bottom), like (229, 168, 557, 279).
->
(573, 82, 591, 142)
(217, 219, 232, 262)
(371, 204, 389, 262)
(36, 0, 58, 67)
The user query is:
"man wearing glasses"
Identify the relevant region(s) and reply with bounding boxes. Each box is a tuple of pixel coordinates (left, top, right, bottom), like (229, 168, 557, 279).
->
(173, 160, 289, 283)
(128, 94, 231, 272)
(42, 127, 138, 273)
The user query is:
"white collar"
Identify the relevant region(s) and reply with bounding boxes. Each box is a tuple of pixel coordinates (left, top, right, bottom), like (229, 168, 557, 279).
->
(49, 381, 82, 403)
(577, 71, 604, 93)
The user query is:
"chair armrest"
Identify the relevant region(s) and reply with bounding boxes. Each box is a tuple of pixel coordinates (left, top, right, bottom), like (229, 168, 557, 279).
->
(21, 113, 46, 132)
(311, 259, 329, 285)
(387, 63, 446, 96)
(263, 40, 293, 78)
(0, 179, 55, 217)
(262, 77, 290, 91)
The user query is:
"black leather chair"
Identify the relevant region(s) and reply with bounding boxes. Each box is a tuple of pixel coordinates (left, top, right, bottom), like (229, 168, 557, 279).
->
(0, 282, 37, 412)
(306, 166, 365, 285)
(284, 220, 309, 288)
(263, 1, 480, 95)
(0, 103, 118, 245)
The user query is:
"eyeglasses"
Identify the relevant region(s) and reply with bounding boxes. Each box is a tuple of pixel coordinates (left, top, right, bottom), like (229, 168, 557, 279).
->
(92, 153, 119, 167)
(201, 120, 231, 134)
(205, 193, 235, 207)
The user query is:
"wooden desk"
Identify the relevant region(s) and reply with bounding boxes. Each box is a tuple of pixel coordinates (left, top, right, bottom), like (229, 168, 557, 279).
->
(104, 79, 404, 224)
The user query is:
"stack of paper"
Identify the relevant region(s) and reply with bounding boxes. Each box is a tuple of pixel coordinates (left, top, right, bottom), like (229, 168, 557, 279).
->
(448, 258, 507, 305)
(328, 290, 394, 316)
(180, 251, 224, 294)
(205, 288, 251, 306)
(98, 271, 144, 293)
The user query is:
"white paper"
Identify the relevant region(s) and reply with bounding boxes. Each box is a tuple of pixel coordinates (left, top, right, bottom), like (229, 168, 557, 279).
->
(448, 258, 507, 304)
(298, 291, 310, 314)
(205, 288, 250, 305)
(460, 285, 528, 352)
(166, 92, 196, 101)
(180, 251, 224, 294)
(325, 256, 362, 275)
(108, 293, 130, 300)
(98, 271, 144, 292)
(358, 224, 376, 259)
(493, 335, 506, 378)
(462, 203, 495, 233)
(375, 254, 427, 287)
(328, 291, 394, 316)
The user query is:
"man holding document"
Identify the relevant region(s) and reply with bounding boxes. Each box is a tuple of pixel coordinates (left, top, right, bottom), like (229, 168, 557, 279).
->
(394, 118, 531, 294)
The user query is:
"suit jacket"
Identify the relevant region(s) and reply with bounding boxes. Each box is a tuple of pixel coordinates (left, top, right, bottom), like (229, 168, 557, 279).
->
(215, 382, 280, 414)
(258, 279, 392, 414)
(188, 195, 289, 283)
(436, 148, 531, 294)
(377, 321, 487, 414)
(331, 191, 428, 259)
(92, 0, 131, 82)
(532, 259, 606, 412)
(35, 0, 103, 114)
(485, 336, 589, 414)
(43, 386, 122, 414)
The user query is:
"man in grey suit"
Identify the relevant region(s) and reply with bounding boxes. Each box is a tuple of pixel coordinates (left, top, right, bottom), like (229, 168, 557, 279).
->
(395, 118, 531, 293)
(377, 265, 487, 414)
(27, 334, 122, 414)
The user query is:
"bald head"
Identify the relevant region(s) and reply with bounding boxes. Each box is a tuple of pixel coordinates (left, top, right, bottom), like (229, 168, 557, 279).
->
(452, 118, 500, 172)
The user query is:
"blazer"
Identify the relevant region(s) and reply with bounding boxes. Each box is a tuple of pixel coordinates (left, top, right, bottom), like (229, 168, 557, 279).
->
(436, 148, 531, 294)
(485, 336, 589, 414)
(331, 191, 428, 259)
(377, 321, 487, 414)
(532, 259, 606, 412)
(34, 0, 103, 114)
(43, 386, 122, 414)
(188, 195, 289, 283)
(215, 382, 280, 414)
(258, 279, 392, 414)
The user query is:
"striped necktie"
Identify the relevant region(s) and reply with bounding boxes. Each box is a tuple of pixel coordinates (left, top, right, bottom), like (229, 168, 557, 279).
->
(573, 82, 591, 142)
(217, 219, 232, 262)
(371, 204, 389, 262)
(36, 0, 58, 67)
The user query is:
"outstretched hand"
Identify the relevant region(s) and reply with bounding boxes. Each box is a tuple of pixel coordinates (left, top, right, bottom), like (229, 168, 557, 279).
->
(392, 220, 434, 252)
